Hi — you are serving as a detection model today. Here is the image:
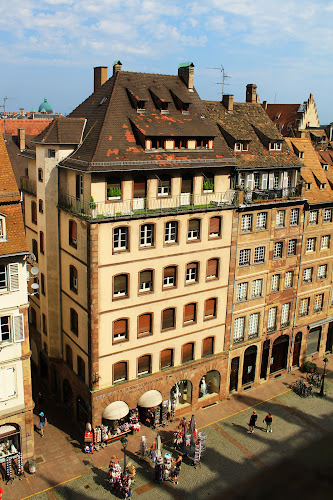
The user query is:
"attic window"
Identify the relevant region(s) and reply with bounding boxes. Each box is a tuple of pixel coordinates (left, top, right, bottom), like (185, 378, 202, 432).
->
(322, 164, 328, 171)
(160, 102, 169, 114)
(306, 183, 312, 190)
(137, 100, 146, 113)
(174, 137, 187, 149)
(196, 138, 213, 150)
(151, 138, 165, 150)
(269, 142, 282, 151)
(299, 151, 304, 159)
(320, 183, 327, 190)
(0, 216, 6, 241)
(99, 97, 107, 106)
(182, 103, 190, 114)
(234, 142, 249, 152)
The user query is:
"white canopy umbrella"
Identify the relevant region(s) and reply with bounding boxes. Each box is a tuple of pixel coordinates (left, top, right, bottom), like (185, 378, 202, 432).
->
(102, 401, 129, 421)
(137, 390, 162, 408)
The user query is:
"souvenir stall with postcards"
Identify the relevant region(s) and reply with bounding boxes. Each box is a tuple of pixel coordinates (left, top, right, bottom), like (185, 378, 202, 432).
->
(137, 390, 163, 427)
(0, 425, 25, 483)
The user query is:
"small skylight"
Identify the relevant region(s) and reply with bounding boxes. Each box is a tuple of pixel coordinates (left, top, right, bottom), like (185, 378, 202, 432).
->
(99, 97, 107, 106)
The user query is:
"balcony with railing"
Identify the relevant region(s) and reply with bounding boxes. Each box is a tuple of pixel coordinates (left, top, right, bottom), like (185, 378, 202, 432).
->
(242, 184, 303, 205)
(20, 176, 36, 196)
(58, 190, 237, 220)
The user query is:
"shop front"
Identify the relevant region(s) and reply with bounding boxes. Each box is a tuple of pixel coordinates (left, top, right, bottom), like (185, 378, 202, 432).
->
(198, 371, 220, 400)
(270, 335, 290, 374)
(0, 424, 21, 463)
(137, 390, 163, 427)
(170, 380, 192, 414)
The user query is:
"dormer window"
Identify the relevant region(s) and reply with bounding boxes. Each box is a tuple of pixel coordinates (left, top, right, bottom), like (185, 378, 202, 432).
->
(299, 151, 304, 159)
(174, 137, 187, 149)
(160, 102, 169, 114)
(322, 164, 328, 171)
(306, 183, 312, 190)
(269, 142, 282, 151)
(320, 183, 326, 190)
(182, 103, 190, 114)
(151, 138, 165, 150)
(196, 138, 214, 149)
(126, 88, 147, 113)
(234, 142, 249, 152)
(0, 215, 6, 241)
(137, 100, 146, 113)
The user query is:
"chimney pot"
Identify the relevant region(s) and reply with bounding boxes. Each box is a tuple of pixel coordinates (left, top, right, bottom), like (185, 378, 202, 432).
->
(113, 60, 122, 75)
(222, 94, 234, 111)
(246, 84, 260, 104)
(18, 128, 26, 151)
(94, 66, 108, 92)
(178, 62, 194, 91)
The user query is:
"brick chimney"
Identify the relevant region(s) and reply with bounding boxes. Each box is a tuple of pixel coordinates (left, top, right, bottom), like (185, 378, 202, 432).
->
(94, 66, 108, 92)
(178, 63, 194, 92)
(113, 60, 122, 76)
(18, 128, 25, 151)
(222, 94, 234, 111)
(246, 84, 260, 104)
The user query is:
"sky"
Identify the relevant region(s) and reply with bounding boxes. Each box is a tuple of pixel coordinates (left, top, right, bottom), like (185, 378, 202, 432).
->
(1, 0, 333, 123)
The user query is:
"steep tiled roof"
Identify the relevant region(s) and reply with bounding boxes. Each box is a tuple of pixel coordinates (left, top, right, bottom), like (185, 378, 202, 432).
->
(0, 133, 28, 256)
(285, 138, 333, 204)
(0, 119, 52, 136)
(33, 117, 86, 144)
(204, 101, 302, 170)
(55, 70, 232, 171)
(4, 132, 36, 185)
(264, 104, 301, 135)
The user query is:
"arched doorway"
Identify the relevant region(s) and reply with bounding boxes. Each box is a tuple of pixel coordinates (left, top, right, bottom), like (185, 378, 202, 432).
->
(229, 357, 239, 392)
(137, 390, 162, 427)
(270, 335, 289, 373)
(242, 345, 257, 385)
(170, 381, 192, 409)
(198, 370, 220, 399)
(292, 332, 302, 367)
(260, 340, 270, 379)
(63, 379, 73, 416)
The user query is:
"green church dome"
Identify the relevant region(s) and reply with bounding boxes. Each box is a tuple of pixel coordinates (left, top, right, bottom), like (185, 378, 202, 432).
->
(38, 98, 53, 113)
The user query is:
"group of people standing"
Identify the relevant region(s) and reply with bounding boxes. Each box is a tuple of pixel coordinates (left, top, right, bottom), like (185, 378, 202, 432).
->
(248, 411, 273, 433)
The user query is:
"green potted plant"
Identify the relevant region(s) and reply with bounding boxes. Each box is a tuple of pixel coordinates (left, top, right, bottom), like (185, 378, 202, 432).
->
(89, 196, 97, 218)
(107, 187, 121, 200)
(203, 180, 214, 193)
(303, 360, 317, 373)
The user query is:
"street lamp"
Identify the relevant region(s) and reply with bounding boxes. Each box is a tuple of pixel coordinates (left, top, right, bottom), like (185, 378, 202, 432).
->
(319, 357, 329, 398)
(121, 436, 128, 473)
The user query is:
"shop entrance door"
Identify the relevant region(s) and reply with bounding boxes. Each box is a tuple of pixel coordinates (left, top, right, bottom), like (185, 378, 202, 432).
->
(270, 335, 289, 373)
(326, 323, 333, 353)
(229, 357, 239, 392)
(292, 332, 302, 367)
(260, 340, 270, 379)
(242, 346, 257, 385)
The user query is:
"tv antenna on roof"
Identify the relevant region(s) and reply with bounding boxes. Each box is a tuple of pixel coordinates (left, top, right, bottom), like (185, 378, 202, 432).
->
(208, 66, 231, 100)
(0, 96, 16, 142)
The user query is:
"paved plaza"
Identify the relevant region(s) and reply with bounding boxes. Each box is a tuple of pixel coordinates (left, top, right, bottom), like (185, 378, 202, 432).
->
(3, 358, 333, 500)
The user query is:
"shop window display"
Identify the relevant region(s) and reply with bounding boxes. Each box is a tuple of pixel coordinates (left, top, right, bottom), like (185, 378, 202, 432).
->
(0, 424, 21, 462)
(198, 370, 221, 399)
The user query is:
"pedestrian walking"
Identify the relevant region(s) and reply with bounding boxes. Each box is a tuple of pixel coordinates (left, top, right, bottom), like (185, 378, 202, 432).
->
(39, 412, 47, 437)
(247, 410, 257, 433)
(173, 454, 182, 484)
(263, 412, 273, 433)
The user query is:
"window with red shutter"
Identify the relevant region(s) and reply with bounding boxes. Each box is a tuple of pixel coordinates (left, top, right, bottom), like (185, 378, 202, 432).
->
(164, 266, 177, 287)
(202, 337, 214, 357)
(138, 355, 151, 376)
(114, 362, 127, 382)
(207, 258, 219, 279)
(113, 319, 128, 341)
(162, 308, 175, 330)
(161, 349, 173, 369)
(182, 343, 194, 363)
(113, 274, 128, 297)
(209, 216, 221, 237)
(184, 303, 196, 323)
(205, 298, 217, 318)
(138, 313, 152, 335)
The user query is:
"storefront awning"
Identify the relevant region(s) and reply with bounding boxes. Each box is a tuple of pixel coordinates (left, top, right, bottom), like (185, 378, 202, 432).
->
(308, 316, 333, 330)
(137, 390, 162, 408)
(102, 401, 129, 421)
(0, 425, 18, 437)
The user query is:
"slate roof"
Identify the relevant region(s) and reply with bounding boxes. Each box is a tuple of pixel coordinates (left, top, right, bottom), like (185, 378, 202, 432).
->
(0, 133, 29, 256)
(204, 101, 302, 170)
(285, 138, 333, 204)
(264, 103, 301, 135)
(33, 117, 86, 145)
(38, 70, 233, 172)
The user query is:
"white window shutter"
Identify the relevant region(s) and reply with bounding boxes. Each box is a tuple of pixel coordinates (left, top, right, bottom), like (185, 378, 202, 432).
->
(268, 173, 274, 189)
(9, 263, 19, 291)
(0, 367, 16, 401)
(14, 314, 25, 343)
(283, 171, 289, 188)
(261, 173, 268, 189)
(246, 173, 254, 190)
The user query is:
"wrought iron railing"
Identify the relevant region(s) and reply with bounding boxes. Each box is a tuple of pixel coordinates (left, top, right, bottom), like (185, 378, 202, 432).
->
(58, 190, 237, 220)
(244, 184, 302, 204)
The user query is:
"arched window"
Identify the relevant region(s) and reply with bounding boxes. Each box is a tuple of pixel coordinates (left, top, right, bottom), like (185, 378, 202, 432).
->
(139, 270, 153, 292)
(209, 216, 221, 237)
(186, 262, 199, 283)
(204, 298, 217, 319)
(69, 265, 78, 293)
(32, 239, 38, 263)
(138, 313, 152, 336)
(184, 303, 197, 324)
(207, 258, 219, 279)
(161, 349, 173, 370)
(65, 344, 73, 368)
(77, 356, 85, 382)
(31, 201, 37, 224)
(113, 361, 127, 383)
(182, 343, 194, 363)
(162, 308, 175, 330)
(202, 337, 214, 357)
(113, 274, 128, 298)
(163, 266, 177, 288)
(69, 220, 77, 248)
(138, 355, 151, 376)
(70, 308, 78, 335)
(188, 219, 200, 241)
(113, 318, 128, 342)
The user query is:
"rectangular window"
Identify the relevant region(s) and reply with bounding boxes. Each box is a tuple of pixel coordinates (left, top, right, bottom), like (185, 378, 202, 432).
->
(42, 313, 47, 335)
(306, 238, 316, 252)
(48, 149, 56, 158)
(239, 249, 250, 266)
(324, 208, 332, 222)
(233, 317, 245, 343)
(254, 246, 265, 264)
(317, 264, 327, 280)
(0, 219, 4, 240)
(309, 210, 318, 225)
(114, 227, 128, 251)
(284, 271, 293, 288)
(186, 262, 198, 283)
(248, 313, 259, 338)
(236, 282, 248, 302)
(138, 314, 152, 336)
(314, 294, 324, 312)
(113, 319, 128, 341)
(251, 279, 262, 298)
(184, 303, 196, 324)
(140, 224, 154, 247)
(256, 212, 267, 230)
(38, 169, 43, 182)
(0, 316, 10, 342)
(303, 268, 313, 283)
(188, 219, 200, 240)
(306, 328, 321, 356)
(271, 274, 280, 292)
(267, 307, 277, 331)
(287, 239, 297, 256)
(281, 303, 290, 327)
(165, 221, 178, 244)
(299, 298, 309, 316)
(276, 210, 285, 227)
(207, 259, 219, 279)
(273, 172, 279, 189)
(241, 214, 252, 233)
(139, 270, 153, 292)
(321, 235, 330, 250)
(273, 242, 283, 258)
(0, 265, 7, 290)
(290, 208, 299, 226)
(162, 308, 175, 330)
(113, 275, 128, 297)
(209, 217, 221, 237)
(254, 172, 260, 189)
(164, 266, 176, 287)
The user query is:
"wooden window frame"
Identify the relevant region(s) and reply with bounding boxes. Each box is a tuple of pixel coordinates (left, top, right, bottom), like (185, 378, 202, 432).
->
(206, 258, 219, 280)
(139, 269, 154, 294)
(202, 337, 214, 357)
(183, 302, 197, 325)
(161, 307, 176, 331)
(137, 313, 153, 337)
(113, 273, 129, 300)
(182, 342, 194, 364)
(137, 354, 152, 377)
(209, 216, 221, 238)
(113, 361, 128, 384)
(113, 318, 129, 343)
(204, 297, 217, 320)
(113, 226, 129, 252)
(160, 349, 174, 370)
(163, 265, 177, 289)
